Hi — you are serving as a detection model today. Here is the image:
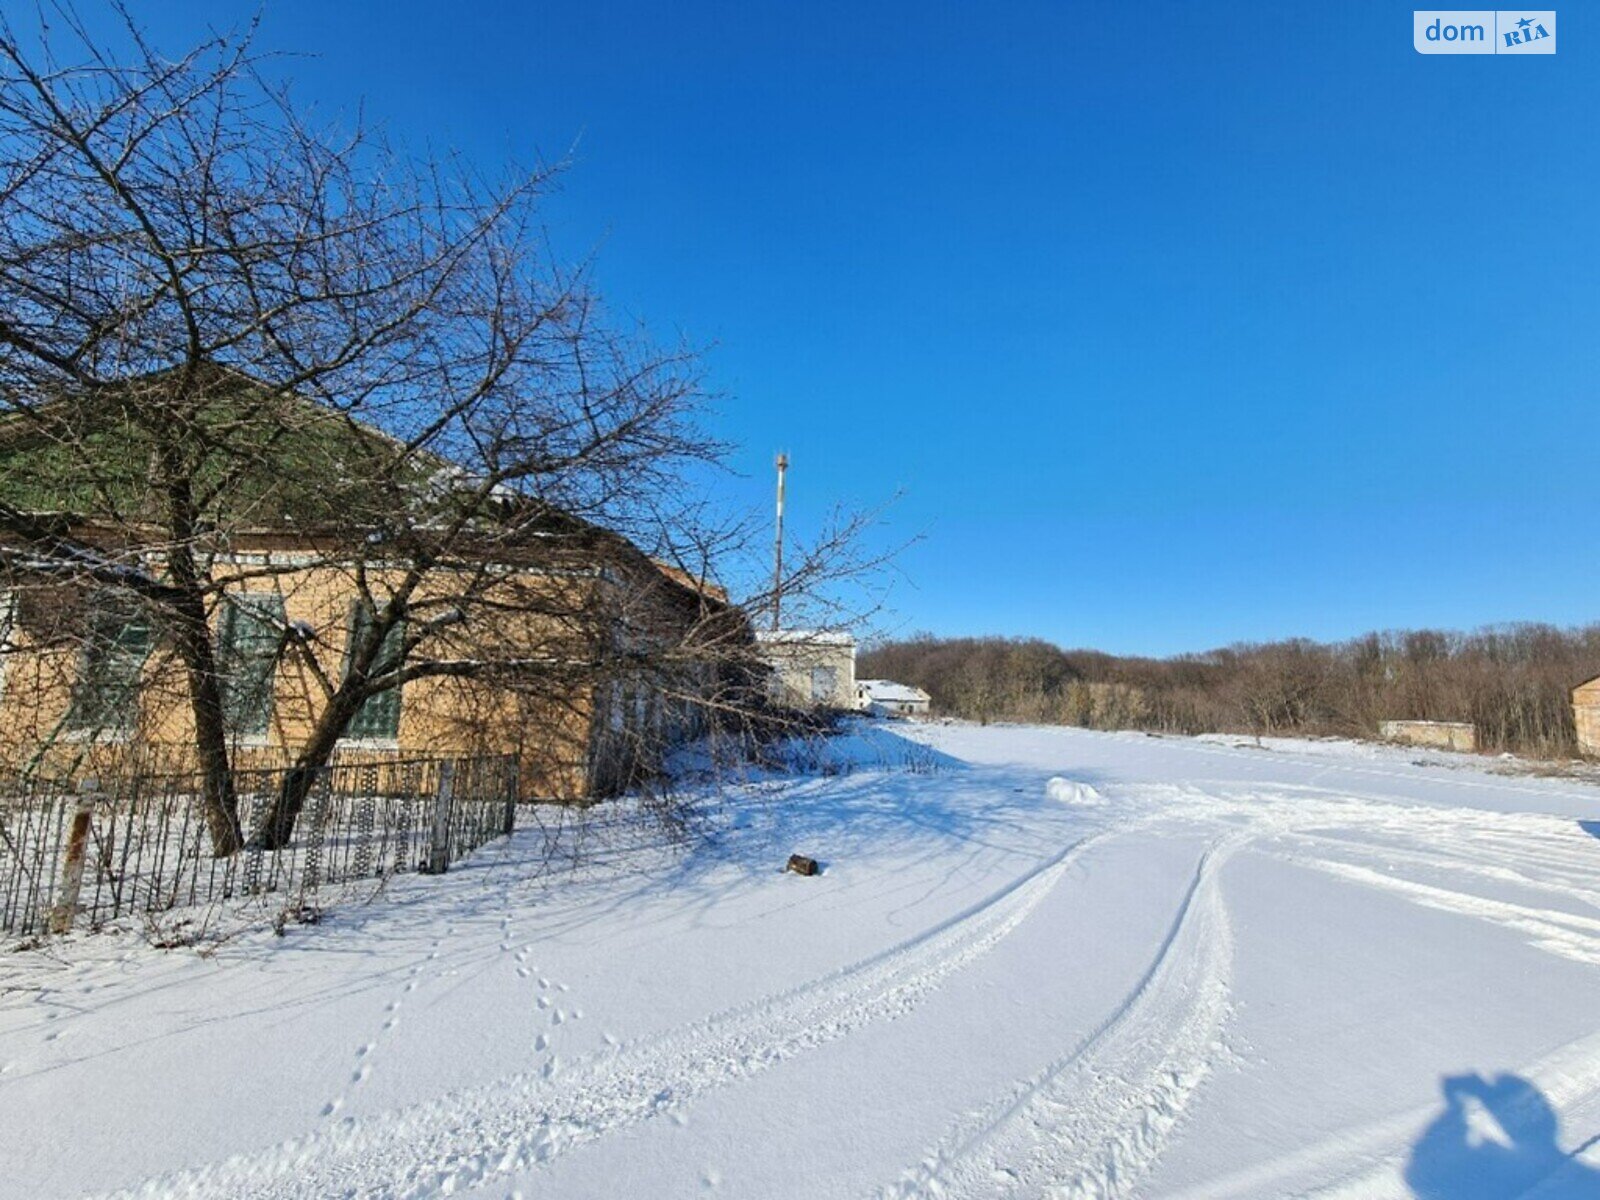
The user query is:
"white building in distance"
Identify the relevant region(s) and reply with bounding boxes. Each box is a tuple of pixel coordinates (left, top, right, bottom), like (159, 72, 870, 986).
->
(857, 679, 931, 718)
(755, 630, 857, 709)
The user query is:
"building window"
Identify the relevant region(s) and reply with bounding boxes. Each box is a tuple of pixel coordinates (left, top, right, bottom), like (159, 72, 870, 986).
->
(810, 666, 837, 704)
(219, 594, 284, 738)
(345, 602, 403, 740)
(67, 600, 150, 735)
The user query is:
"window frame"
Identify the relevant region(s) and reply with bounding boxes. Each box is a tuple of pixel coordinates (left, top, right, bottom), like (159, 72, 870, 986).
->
(342, 600, 405, 743)
(65, 598, 152, 738)
(218, 592, 286, 741)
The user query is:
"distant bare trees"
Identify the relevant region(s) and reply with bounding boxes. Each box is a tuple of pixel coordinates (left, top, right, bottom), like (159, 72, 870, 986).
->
(861, 624, 1600, 758)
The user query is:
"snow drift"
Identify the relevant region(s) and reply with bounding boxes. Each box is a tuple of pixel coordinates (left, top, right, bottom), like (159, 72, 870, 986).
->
(1047, 776, 1105, 806)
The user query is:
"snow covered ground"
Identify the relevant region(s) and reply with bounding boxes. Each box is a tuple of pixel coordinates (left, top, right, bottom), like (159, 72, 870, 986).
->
(3, 721, 1600, 1199)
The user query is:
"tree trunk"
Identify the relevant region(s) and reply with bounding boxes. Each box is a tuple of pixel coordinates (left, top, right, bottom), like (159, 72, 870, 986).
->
(252, 690, 360, 850)
(180, 618, 244, 857)
(167, 568, 244, 857)
(144, 434, 244, 856)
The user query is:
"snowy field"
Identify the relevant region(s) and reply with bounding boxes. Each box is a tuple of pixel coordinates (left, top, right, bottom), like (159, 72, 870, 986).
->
(3, 721, 1600, 1199)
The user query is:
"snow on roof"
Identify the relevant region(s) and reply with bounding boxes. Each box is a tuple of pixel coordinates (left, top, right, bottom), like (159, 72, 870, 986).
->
(755, 629, 856, 646)
(857, 679, 929, 703)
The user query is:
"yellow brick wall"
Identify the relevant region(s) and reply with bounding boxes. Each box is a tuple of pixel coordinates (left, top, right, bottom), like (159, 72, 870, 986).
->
(0, 557, 616, 799)
(1574, 679, 1600, 758)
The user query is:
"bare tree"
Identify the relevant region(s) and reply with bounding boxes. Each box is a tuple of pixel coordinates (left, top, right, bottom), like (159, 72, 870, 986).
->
(0, 10, 713, 852)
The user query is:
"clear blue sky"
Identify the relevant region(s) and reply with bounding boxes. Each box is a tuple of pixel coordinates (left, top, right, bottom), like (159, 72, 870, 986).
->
(75, 2, 1600, 655)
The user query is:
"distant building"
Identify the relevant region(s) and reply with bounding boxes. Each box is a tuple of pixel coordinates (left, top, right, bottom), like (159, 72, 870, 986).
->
(1574, 676, 1600, 758)
(857, 679, 931, 718)
(1379, 719, 1477, 753)
(755, 630, 856, 709)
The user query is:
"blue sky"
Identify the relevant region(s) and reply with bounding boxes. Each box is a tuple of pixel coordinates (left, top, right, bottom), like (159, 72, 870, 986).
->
(73, 2, 1600, 655)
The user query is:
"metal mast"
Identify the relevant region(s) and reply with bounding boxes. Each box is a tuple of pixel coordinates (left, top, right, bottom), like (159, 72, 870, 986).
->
(773, 452, 788, 631)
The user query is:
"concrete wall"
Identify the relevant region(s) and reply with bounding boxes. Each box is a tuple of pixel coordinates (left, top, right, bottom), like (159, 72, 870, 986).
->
(1574, 678, 1600, 758)
(756, 633, 856, 709)
(1379, 720, 1478, 753)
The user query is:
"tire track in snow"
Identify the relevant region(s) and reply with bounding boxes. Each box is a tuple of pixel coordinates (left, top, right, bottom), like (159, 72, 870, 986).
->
(1154, 734, 1600, 809)
(876, 835, 1241, 1200)
(101, 832, 1110, 1200)
(1285, 857, 1600, 967)
(1272, 829, 1600, 916)
(1147, 784, 1600, 965)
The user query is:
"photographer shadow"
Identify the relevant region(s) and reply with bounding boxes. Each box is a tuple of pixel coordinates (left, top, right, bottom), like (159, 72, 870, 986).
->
(1405, 1072, 1600, 1198)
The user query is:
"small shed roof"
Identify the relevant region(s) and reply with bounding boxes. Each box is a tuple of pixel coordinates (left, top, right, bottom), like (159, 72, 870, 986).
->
(1574, 675, 1600, 699)
(858, 679, 930, 703)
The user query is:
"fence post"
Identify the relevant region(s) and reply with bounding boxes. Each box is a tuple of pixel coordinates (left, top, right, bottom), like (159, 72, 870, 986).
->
(300, 770, 331, 896)
(48, 781, 98, 935)
(502, 758, 519, 838)
(426, 760, 456, 874)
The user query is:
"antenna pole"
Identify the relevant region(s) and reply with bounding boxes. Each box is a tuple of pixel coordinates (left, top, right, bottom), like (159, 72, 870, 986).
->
(773, 452, 788, 631)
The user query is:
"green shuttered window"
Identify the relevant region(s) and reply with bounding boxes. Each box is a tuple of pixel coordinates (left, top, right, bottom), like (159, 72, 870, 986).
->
(346, 602, 404, 740)
(68, 601, 151, 734)
(220, 594, 285, 737)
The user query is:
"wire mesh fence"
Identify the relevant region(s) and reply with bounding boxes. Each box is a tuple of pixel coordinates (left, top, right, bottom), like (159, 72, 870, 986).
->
(0, 753, 518, 939)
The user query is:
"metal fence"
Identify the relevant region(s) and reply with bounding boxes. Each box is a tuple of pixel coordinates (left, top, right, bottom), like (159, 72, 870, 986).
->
(0, 754, 519, 939)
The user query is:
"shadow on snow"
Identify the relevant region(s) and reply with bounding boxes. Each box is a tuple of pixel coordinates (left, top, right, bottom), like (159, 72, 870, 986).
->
(211, 721, 1110, 1003)
(1406, 1072, 1600, 1198)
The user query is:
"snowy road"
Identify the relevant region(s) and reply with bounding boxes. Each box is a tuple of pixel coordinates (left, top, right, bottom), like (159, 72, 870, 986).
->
(3, 723, 1599, 1198)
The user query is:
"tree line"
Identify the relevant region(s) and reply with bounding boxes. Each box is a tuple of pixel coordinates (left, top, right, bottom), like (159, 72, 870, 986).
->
(860, 625, 1600, 758)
